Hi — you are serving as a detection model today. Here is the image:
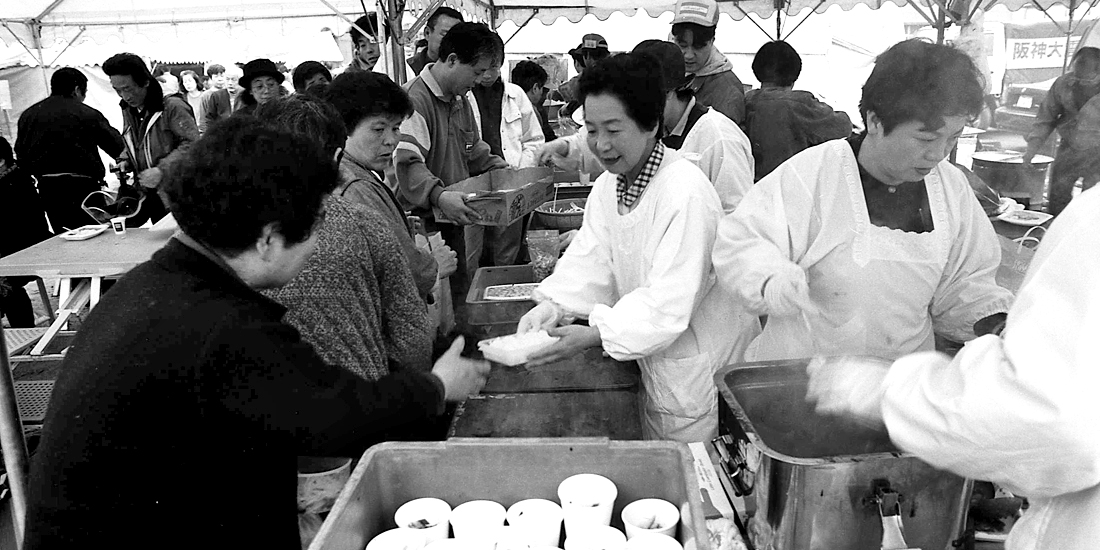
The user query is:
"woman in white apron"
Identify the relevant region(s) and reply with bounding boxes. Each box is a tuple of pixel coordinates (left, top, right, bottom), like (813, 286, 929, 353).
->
(518, 52, 758, 443)
(713, 39, 1013, 362)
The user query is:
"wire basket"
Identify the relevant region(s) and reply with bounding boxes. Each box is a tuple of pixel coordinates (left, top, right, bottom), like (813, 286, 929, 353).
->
(534, 198, 586, 231)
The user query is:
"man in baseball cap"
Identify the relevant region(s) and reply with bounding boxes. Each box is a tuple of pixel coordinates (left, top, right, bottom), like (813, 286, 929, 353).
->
(553, 33, 611, 122)
(671, 0, 747, 124)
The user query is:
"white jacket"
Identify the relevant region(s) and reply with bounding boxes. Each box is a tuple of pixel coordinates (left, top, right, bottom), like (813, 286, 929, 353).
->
(882, 186, 1100, 550)
(712, 139, 1013, 360)
(560, 101, 754, 213)
(468, 82, 545, 168)
(534, 150, 759, 442)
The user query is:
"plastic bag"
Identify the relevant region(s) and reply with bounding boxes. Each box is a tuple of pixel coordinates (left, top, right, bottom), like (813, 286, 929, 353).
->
(995, 227, 1045, 294)
(526, 230, 560, 282)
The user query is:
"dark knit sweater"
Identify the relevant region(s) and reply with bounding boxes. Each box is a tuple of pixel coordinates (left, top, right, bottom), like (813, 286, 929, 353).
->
(24, 238, 445, 549)
(264, 195, 432, 380)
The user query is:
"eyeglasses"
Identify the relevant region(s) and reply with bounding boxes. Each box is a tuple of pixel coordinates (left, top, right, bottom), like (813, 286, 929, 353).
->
(250, 80, 282, 93)
(81, 189, 146, 224)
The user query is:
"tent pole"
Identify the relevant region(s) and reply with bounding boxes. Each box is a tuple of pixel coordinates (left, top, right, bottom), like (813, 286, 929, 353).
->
(731, 3, 775, 40)
(1064, 0, 1075, 72)
(904, 0, 937, 29)
(0, 325, 30, 549)
(936, 5, 946, 43)
(406, 0, 448, 47)
(782, 0, 825, 40)
(47, 27, 84, 67)
(503, 12, 537, 46)
(386, 0, 407, 84)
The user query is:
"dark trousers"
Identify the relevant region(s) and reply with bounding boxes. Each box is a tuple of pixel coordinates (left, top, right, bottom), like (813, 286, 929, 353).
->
(35, 175, 103, 234)
(1047, 145, 1100, 216)
(0, 276, 37, 328)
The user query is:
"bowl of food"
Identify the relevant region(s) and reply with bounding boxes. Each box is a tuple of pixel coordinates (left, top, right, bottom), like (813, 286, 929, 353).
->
(534, 198, 586, 231)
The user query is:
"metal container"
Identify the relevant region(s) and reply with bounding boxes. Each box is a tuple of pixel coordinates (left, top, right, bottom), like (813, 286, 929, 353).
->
(310, 438, 710, 550)
(972, 150, 1053, 207)
(714, 361, 971, 550)
(465, 265, 538, 327)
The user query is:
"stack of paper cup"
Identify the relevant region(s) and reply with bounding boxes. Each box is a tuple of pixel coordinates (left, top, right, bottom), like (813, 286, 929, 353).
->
(620, 499, 679, 540)
(450, 500, 507, 548)
(563, 525, 627, 550)
(395, 498, 452, 545)
(557, 474, 618, 538)
(365, 528, 427, 550)
(623, 533, 682, 550)
(507, 498, 564, 547)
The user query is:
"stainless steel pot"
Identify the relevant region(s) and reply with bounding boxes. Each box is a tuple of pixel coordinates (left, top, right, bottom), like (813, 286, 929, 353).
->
(972, 150, 1053, 208)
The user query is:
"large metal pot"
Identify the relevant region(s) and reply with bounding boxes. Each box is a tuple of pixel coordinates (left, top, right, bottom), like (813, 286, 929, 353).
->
(714, 361, 971, 550)
(972, 150, 1053, 207)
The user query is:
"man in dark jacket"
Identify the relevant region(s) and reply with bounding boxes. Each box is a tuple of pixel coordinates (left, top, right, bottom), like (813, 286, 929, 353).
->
(15, 67, 125, 233)
(406, 7, 464, 76)
(104, 52, 199, 227)
(22, 116, 490, 549)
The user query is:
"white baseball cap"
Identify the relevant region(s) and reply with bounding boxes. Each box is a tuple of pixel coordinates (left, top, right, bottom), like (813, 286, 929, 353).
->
(672, 0, 720, 26)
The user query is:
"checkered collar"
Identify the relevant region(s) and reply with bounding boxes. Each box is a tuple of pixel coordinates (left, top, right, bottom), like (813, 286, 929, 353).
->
(616, 142, 665, 208)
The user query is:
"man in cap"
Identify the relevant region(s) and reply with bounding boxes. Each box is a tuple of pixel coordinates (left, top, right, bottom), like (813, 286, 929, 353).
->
(671, 0, 746, 124)
(553, 33, 611, 124)
(407, 7, 465, 76)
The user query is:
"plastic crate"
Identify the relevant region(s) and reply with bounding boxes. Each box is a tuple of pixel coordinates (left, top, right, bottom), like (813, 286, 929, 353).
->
(310, 438, 709, 550)
(465, 265, 537, 327)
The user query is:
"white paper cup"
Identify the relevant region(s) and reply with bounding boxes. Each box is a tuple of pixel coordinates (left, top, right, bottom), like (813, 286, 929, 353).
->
(395, 498, 452, 544)
(620, 499, 679, 540)
(110, 216, 126, 234)
(563, 525, 627, 550)
(623, 533, 682, 550)
(558, 474, 617, 537)
(450, 500, 507, 541)
(424, 540, 477, 550)
(507, 498, 564, 547)
(365, 528, 427, 550)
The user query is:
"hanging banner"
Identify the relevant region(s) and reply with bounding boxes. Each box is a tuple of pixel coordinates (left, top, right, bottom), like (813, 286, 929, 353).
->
(1006, 37, 1080, 69)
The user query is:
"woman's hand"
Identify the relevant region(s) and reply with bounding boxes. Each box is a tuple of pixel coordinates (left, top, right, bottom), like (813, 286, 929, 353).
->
(525, 325, 601, 367)
(517, 301, 563, 334)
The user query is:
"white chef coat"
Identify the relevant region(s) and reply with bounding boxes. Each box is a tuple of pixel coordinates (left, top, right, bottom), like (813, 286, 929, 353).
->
(713, 139, 1013, 361)
(535, 149, 759, 442)
(468, 82, 545, 168)
(559, 100, 754, 213)
(882, 186, 1100, 550)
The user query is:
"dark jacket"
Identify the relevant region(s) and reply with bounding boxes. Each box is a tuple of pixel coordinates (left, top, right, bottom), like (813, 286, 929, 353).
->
(0, 165, 50, 256)
(744, 87, 853, 180)
(407, 48, 430, 76)
(15, 95, 124, 179)
(120, 93, 199, 176)
(24, 238, 445, 549)
(199, 87, 233, 133)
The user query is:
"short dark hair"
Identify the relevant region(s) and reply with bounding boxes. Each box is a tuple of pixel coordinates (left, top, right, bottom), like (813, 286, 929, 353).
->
(291, 61, 332, 93)
(438, 22, 499, 66)
(1073, 46, 1100, 65)
(324, 71, 412, 134)
(860, 39, 984, 134)
(103, 53, 153, 87)
(671, 22, 716, 49)
(164, 116, 338, 254)
(350, 13, 390, 43)
(511, 60, 548, 92)
(0, 136, 13, 165)
(206, 64, 226, 77)
(51, 67, 88, 97)
(579, 52, 665, 132)
(427, 7, 463, 30)
(752, 41, 802, 87)
(254, 95, 347, 159)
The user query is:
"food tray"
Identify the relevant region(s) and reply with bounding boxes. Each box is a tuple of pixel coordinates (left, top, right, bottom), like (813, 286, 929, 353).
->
(998, 209, 1052, 226)
(477, 331, 559, 366)
(466, 265, 538, 327)
(59, 224, 108, 241)
(310, 439, 707, 550)
(483, 283, 540, 301)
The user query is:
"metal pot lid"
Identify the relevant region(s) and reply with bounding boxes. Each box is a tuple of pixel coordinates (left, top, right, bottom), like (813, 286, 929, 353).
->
(972, 151, 1054, 164)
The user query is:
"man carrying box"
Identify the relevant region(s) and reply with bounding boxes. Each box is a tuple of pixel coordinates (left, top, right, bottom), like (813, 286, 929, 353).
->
(396, 22, 510, 308)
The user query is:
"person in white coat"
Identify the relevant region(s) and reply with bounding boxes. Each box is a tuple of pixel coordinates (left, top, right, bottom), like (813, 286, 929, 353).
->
(536, 40, 753, 215)
(807, 185, 1100, 550)
(712, 39, 1013, 362)
(517, 52, 759, 443)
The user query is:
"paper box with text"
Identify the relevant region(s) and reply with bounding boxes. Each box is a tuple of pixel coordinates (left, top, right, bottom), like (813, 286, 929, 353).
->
(433, 167, 554, 226)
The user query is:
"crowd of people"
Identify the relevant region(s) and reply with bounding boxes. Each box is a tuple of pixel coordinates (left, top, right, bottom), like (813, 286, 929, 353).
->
(0, 0, 1096, 547)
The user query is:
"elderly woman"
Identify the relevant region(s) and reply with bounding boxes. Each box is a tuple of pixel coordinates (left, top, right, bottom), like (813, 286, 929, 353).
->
(237, 58, 285, 114)
(713, 39, 1012, 362)
(518, 52, 758, 443)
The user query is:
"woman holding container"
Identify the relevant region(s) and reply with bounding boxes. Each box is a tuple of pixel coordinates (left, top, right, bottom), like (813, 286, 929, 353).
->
(712, 39, 1012, 362)
(517, 52, 758, 443)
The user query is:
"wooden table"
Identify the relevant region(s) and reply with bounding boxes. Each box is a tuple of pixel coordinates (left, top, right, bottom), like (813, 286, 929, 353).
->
(0, 228, 174, 355)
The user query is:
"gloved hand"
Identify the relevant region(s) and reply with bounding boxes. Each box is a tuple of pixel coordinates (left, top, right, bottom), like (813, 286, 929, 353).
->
(517, 301, 564, 334)
(762, 263, 817, 317)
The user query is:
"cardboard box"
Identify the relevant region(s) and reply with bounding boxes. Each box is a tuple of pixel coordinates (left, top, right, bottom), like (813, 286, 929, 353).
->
(434, 167, 554, 226)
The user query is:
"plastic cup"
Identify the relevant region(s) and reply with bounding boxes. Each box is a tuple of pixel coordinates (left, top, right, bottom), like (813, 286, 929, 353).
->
(563, 525, 627, 550)
(450, 500, 506, 541)
(110, 216, 126, 234)
(623, 533, 682, 550)
(395, 498, 452, 544)
(620, 499, 679, 540)
(507, 498, 564, 547)
(557, 474, 618, 537)
(365, 528, 427, 550)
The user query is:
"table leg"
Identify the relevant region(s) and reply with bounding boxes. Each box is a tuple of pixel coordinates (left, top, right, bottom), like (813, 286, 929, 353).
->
(90, 277, 101, 308)
(34, 279, 55, 323)
(29, 280, 91, 357)
(0, 326, 29, 547)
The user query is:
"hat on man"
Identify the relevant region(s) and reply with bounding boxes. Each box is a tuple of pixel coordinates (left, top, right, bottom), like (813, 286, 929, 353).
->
(568, 33, 609, 57)
(241, 58, 285, 88)
(632, 40, 690, 92)
(672, 0, 720, 27)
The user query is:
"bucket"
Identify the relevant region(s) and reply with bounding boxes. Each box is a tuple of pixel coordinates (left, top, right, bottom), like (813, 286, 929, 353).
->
(714, 361, 971, 550)
(972, 151, 1053, 208)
